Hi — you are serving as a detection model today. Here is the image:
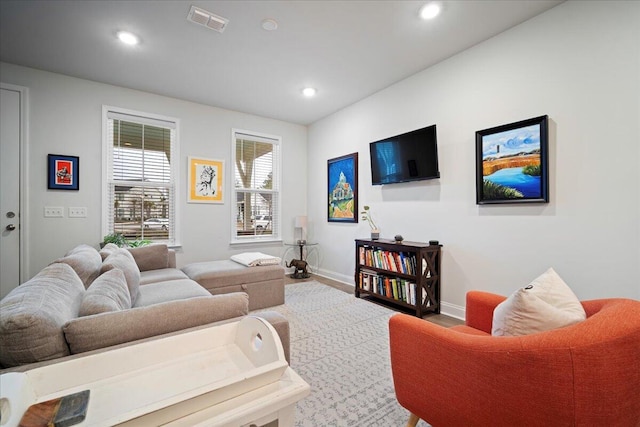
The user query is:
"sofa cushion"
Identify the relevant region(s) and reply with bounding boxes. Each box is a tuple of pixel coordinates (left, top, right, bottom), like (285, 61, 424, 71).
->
(492, 268, 587, 336)
(79, 269, 131, 316)
(127, 244, 169, 272)
(99, 242, 120, 261)
(101, 249, 141, 305)
(134, 279, 209, 307)
(0, 263, 85, 367)
(54, 244, 102, 288)
(182, 260, 284, 289)
(139, 268, 189, 285)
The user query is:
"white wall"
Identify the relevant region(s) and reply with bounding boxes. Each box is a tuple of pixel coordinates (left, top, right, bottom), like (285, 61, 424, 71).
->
(0, 63, 307, 277)
(308, 0, 640, 317)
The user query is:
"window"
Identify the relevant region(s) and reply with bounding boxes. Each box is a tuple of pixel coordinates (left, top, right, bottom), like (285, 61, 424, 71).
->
(103, 107, 179, 245)
(232, 129, 281, 242)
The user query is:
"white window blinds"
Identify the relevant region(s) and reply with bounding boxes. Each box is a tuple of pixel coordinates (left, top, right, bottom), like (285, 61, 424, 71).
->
(104, 110, 177, 245)
(232, 130, 281, 242)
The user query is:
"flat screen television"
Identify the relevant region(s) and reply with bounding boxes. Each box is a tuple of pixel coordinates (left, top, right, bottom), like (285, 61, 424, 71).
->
(369, 124, 440, 185)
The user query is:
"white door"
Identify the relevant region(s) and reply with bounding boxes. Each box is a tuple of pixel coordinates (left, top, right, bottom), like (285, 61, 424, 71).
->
(0, 86, 23, 298)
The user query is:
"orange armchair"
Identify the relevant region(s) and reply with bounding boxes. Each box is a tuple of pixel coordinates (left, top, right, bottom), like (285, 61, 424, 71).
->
(389, 291, 640, 427)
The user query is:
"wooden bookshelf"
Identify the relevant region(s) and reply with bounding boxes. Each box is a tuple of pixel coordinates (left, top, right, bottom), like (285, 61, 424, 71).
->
(355, 238, 442, 317)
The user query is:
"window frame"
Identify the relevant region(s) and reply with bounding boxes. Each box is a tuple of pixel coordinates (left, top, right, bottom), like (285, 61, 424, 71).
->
(101, 105, 181, 247)
(230, 128, 282, 244)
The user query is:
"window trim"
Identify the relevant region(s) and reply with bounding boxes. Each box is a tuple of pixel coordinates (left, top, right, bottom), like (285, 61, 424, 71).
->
(101, 105, 181, 246)
(230, 128, 282, 244)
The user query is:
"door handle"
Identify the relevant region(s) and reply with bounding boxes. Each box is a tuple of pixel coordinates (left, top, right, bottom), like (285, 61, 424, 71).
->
(6, 224, 16, 231)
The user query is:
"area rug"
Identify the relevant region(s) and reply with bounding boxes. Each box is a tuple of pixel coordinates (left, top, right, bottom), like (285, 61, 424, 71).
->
(254, 281, 431, 427)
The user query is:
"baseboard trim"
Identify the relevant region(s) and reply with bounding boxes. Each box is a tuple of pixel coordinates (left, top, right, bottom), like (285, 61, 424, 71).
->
(440, 302, 465, 321)
(314, 268, 354, 286)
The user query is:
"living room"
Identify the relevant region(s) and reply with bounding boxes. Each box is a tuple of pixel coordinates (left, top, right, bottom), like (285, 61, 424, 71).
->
(1, 0, 638, 308)
(1, 0, 639, 425)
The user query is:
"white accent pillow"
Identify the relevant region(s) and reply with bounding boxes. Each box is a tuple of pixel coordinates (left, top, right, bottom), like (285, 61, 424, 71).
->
(492, 268, 587, 336)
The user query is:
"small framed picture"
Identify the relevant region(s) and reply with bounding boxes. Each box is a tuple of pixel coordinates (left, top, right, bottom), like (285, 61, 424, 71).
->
(188, 156, 224, 204)
(328, 152, 358, 223)
(476, 115, 549, 204)
(48, 154, 79, 190)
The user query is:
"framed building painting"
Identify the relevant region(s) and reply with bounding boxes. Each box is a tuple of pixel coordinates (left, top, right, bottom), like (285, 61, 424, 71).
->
(476, 115, 549, 204)
(328, 152, 358, 222)
(48, 154, 79, 190)
(188, 156, 224, 204)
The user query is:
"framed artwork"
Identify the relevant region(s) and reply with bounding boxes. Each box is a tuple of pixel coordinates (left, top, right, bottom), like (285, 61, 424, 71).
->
(328, 152, 358, 222)
(188, 156, 224, 204)
(476, 115, 549, 204)
(48, 154, 79, 190)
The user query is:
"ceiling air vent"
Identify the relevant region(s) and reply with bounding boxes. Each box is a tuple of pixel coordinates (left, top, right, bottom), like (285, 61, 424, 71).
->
(187, 5, 229, 33)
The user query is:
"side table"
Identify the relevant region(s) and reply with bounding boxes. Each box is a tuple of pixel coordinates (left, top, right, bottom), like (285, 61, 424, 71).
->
(283, 242, 319, 279)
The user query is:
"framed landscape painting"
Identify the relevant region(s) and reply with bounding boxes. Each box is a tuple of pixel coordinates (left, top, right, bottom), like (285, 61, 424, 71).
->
(48, 154, 79, 190)
(476, 115, 549, 204)
(328, 152, 358, 222)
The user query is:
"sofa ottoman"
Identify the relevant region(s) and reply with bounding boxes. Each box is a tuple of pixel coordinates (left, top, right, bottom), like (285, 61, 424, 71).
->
(182, 260, 284, 310)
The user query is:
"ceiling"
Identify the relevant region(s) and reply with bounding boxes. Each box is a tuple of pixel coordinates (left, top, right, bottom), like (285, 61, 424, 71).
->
(0, 1, 563, 125)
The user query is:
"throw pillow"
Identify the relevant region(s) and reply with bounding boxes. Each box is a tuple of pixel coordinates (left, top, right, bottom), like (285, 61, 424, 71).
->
(54, 244, 102, 288)
(79, 269, 132, 316)
(99, 243, 120, 261)
(0, 263, 85, 367)
(101, 248, 141, 305)
(492, 268, 587, 336)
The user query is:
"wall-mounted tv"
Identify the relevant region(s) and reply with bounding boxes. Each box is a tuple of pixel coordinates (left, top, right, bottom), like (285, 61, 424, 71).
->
(369, 124, 440, 185)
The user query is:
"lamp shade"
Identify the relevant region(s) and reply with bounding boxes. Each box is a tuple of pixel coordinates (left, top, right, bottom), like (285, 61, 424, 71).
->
(294, 216, 308, 228)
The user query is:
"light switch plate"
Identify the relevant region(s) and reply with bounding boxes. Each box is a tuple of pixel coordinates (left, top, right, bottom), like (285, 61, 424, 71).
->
(44, 207, 64, 218)
(69, 207, 87, 218)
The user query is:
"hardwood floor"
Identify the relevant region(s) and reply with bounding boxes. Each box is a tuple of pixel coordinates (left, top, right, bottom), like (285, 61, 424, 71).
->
(284, 273, 464, 327)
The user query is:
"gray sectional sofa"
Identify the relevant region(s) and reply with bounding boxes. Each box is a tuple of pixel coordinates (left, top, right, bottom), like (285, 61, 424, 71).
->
(0, 244, 289, 369)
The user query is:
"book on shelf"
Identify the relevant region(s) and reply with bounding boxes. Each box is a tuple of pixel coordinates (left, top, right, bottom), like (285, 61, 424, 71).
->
(396, 252, 406, 274)
(386, 252, 397, 272)
(408, 282, 416, 305)
(361, 269, 419, 306)
(402, 281, 408, 303)
(380, 250, 389, 270)
(361, 247, 419, 276)
(360, 269, 378, 292)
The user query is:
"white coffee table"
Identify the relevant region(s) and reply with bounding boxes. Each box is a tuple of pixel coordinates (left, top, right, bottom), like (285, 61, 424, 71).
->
(1, 316, 310, 427)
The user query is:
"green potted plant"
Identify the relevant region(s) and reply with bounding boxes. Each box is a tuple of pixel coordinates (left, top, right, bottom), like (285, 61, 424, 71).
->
(101, 233, 127, 248)
(361, 206, 380, 240)
(127, 239, 152, 248)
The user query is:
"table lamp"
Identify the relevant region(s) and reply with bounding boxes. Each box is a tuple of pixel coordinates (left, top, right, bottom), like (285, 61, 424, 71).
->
(294, 216, 307, 244)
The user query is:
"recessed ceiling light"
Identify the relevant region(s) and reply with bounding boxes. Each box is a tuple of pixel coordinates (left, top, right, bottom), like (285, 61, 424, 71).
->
(117, 31, 140, 46)
(420, 2, 441, 20)
(262, 19, 278, 31)
(302, 87, 317, 97)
